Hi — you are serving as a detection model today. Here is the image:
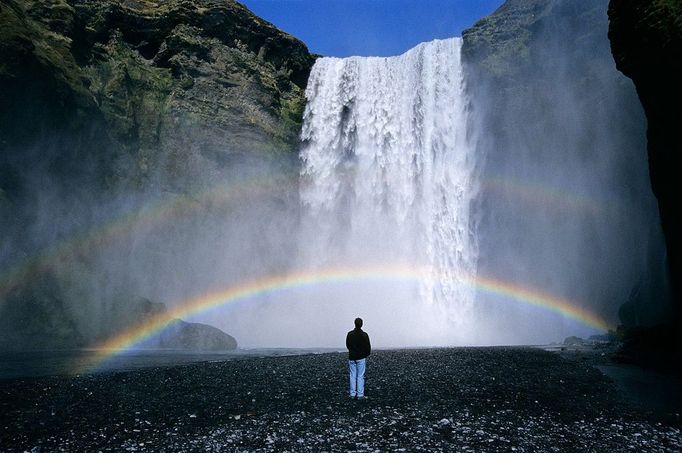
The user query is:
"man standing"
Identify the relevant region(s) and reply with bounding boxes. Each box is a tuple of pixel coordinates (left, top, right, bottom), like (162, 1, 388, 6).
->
(346, 317, 371, 399)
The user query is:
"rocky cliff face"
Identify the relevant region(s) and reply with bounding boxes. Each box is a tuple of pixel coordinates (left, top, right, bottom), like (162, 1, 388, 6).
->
(606, 0, 682, 367)
(0, 0, 314, 192)
(462, 0, 670, 332)
(608, 0, 682, 321)
(0, 0, 315, 350)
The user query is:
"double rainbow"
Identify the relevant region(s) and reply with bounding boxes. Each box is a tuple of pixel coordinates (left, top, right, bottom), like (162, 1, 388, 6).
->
(0, 172, 300, 300)
(1, 174, 606, 304)
(79, 264, 611, 373)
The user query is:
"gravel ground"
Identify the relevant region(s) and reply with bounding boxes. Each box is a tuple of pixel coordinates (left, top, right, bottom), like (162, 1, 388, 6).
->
(1, 347, 680, 451)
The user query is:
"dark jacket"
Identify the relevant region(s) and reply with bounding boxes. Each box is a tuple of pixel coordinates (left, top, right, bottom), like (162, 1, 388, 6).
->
(346, 328, 371, 360)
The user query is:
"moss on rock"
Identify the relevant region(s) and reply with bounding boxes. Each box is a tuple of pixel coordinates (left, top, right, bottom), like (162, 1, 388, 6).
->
(1, 0, 316, 192)
(0, 0, 315, 350)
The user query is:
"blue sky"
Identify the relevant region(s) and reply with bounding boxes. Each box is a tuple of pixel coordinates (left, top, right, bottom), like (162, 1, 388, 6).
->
(239, 0, 505, 57)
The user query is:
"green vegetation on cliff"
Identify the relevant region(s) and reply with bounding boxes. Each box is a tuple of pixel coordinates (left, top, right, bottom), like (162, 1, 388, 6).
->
(0, 0, 316, 192)
(461, 0, 547, 79)
(0, 0, 314, 351)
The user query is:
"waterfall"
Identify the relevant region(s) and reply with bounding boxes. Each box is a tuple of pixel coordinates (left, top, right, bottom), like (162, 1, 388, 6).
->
(298, 38, 479, 343)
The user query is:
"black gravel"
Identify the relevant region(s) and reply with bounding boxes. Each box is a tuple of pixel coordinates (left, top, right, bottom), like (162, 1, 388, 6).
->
(1, 347, 680, 451)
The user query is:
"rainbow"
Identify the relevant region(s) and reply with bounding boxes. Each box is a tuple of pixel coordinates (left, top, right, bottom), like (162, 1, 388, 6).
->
(0, 172, 300, 301)
(79, 265, 611, 373)
(0, 174, 611, 304)
(481, 176, 605, 214)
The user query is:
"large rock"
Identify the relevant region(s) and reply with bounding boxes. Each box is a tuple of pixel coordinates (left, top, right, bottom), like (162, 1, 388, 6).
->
(156, 319, 238, 350)
(0, 278, 237, 350)
(608, 0, 682, 320)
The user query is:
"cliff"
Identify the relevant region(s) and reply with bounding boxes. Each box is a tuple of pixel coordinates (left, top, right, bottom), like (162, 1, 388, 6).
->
(608, 0, 682, 320)
(0, 0, 315, 192)
(0, 0, 315, 351)
(462, 0, 669, 331)
(607, 0, 682, 368)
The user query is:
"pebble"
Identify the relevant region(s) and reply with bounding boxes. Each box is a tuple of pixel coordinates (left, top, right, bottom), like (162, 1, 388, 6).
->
(1, 348, 680, 451)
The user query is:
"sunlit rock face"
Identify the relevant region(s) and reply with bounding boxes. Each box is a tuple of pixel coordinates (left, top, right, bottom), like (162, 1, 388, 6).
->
(461, 0, 671, 340)
(608, 0, 682, 322)
(0, 0, 315, 194)
(0, 0, 314, 350)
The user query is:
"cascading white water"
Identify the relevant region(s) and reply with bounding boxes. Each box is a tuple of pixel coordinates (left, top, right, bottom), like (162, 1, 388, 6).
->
(298, 38, 479, 344)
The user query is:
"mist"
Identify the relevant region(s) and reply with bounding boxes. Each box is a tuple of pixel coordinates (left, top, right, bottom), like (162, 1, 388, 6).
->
(1, 0, 672, 351)
(463, 0, 671, 344)
(0, 144, 303, 349)
(214, 0, 670, 347)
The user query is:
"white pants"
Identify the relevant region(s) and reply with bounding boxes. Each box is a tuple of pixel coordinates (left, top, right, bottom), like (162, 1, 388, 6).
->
(349, 358, 366, 397)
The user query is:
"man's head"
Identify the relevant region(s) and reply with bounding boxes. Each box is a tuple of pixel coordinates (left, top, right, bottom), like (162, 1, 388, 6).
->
(354, 317, 363, 329)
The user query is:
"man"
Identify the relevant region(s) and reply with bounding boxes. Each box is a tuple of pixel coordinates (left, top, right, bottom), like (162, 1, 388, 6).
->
(346, 317, 371, 399)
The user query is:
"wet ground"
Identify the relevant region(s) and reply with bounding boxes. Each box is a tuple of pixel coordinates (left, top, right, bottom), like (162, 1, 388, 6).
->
(0, 348, 340, 380)
(1, 347, 680, 451)
(552, 342, 682, 422)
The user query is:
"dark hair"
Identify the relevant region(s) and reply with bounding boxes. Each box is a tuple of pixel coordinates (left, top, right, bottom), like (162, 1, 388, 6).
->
(354, 317, 363, 328)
